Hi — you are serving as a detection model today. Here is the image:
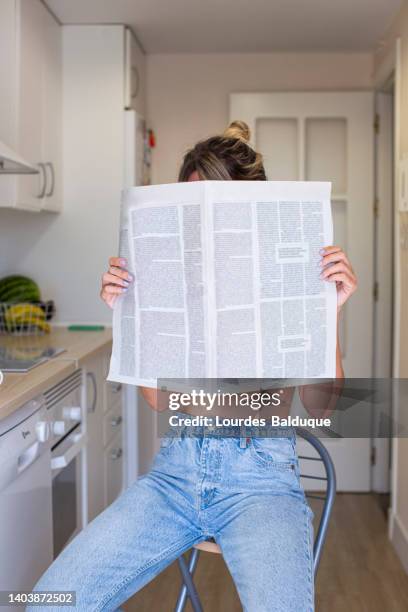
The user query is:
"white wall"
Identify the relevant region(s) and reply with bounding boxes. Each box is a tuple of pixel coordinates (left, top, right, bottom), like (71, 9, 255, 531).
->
(0, 25, 146, 324)
(373, 0, 408, 573)
(146, 52, 374, 184)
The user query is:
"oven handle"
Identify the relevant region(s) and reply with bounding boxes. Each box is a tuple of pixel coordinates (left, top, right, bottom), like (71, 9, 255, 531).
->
(51, 431, 87, 471)
(86, 372, 97, 413)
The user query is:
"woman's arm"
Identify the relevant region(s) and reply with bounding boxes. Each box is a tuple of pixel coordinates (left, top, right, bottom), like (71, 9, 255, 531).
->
(299, 245, 356, 417)
(335, 313, 344, 379)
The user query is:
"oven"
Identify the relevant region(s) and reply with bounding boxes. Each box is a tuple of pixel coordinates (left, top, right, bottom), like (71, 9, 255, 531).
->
(44, 370, 87, 558)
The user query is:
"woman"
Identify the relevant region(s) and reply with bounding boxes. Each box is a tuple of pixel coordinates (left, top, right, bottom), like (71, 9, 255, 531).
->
(31, 121, 356, 611)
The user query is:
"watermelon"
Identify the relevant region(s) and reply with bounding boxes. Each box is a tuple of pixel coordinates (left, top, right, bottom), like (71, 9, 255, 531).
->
(0, 275, 41, 304)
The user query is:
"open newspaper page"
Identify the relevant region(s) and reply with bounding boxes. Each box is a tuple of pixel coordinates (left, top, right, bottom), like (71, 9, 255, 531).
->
(206, 181, 336, 380)
(108, 182, 207, 386)
(108, 181, 337, 386)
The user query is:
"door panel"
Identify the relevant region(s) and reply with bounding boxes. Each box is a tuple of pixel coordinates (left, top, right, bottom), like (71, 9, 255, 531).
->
(305, 118, 347, 194)
(256, 118, 299, 180)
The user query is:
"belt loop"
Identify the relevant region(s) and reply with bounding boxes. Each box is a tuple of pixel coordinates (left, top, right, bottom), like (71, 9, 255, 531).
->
(240, 423, 247, 448)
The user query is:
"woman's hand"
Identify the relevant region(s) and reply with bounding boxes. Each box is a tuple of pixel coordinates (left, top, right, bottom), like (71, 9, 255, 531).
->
(100, 257, 133, 309)
(319, 246, 357, 311)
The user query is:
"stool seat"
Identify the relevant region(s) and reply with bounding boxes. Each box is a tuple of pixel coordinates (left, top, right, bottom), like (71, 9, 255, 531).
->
(194, 539, 222, 554)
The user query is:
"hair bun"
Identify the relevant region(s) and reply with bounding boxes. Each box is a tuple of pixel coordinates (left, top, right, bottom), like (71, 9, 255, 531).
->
(223, 120, 251, 144)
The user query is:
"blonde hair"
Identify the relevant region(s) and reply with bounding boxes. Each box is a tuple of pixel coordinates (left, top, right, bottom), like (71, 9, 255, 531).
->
(178, 120, 266, 182)
(222, 120, 251, 143)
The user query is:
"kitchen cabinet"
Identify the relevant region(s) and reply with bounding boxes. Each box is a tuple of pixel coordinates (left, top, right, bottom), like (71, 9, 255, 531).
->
(105, 433, 124, 507)
(0, 0, 62, 212)
(84, 348, 123, 523)
(16, 0, 44, 211)
(102, 352, 124, 507)
(103, 402, 123, 447)
(124, 28, 146, 116)
(41, 4, 63, 212)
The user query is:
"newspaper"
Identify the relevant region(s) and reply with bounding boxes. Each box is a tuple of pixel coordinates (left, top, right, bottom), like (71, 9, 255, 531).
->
(108, 181, 337, 387)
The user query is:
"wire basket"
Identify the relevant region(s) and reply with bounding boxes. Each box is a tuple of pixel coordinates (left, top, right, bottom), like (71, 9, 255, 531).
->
(0, 301, 55, 335)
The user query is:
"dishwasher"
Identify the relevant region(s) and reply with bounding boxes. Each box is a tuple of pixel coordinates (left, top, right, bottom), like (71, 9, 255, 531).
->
(0, 396, 53, 608)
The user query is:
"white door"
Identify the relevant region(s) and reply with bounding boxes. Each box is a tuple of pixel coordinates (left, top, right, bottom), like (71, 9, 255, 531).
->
(230, 92, 374, 490)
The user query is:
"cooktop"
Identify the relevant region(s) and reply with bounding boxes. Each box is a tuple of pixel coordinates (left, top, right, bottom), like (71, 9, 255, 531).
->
(0, 346, 66, 373)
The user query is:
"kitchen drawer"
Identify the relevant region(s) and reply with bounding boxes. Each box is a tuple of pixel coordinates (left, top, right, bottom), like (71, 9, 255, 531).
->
(104, 433, 123, 507)
(102, 351, 123, 413)
(104, 380, 122, 413)
(103, 403, 122, 448)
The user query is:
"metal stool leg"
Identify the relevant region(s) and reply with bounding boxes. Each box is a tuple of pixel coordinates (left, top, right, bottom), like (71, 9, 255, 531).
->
(175, 549, 202, 612)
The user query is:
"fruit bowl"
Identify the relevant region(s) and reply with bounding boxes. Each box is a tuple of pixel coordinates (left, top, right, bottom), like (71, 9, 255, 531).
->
(0, 301, 55, 335)
(0, 275, 55, 335)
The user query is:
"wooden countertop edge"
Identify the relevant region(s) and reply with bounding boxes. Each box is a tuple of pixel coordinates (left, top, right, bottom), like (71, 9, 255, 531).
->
(0, 328, 113, 422)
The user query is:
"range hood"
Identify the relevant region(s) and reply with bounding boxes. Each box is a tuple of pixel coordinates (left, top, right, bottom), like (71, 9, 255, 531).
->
(0, 141, 39, 175)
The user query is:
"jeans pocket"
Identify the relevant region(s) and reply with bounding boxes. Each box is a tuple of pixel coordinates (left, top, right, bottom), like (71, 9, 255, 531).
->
(250, 437, 296, 470)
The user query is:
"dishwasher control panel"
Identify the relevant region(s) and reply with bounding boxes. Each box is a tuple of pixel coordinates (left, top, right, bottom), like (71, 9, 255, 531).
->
(44, 369, 83, 446)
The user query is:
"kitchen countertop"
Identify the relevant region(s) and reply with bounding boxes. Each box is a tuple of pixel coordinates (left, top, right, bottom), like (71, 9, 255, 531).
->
(0, 327, 112, 422)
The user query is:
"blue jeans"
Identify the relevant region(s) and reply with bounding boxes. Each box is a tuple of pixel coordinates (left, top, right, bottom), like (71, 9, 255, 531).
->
(29, 428, 314, 611)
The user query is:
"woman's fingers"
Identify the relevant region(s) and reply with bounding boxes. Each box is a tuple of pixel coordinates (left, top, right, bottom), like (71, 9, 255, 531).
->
(319, 246, 357, 309)
(320, 261, 355, 281)
(101, 256, 134, 309)
(320, 250, 352, 269)
(320, 245, 342, 255)
(101, 284, 127, 295)
(109, 256, 127, 268)
(323, 272, 355, 287)
(108, 266, 133, 282)
(102, 272, 130, 288)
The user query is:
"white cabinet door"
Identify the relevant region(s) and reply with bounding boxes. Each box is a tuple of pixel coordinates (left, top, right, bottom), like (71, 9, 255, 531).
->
(41, 5, 62, 212)
(0, 0, 18, 149)
(0, 0, 62, 212)
(16, 0, 45, 210)
(124, 28, 146, 115)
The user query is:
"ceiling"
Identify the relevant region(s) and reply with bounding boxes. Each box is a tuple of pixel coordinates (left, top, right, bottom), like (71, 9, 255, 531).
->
(45, 0, 402, 54)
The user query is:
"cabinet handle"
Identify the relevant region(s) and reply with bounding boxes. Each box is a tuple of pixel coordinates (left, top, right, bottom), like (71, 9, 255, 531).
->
(110, 416, 122, 427)
(86, 372, 97, 413)
(37, 163, 47, 199)
(110, 448, 123, 460)
(45, 162, 55, 197)
(111, 382, 122, 394)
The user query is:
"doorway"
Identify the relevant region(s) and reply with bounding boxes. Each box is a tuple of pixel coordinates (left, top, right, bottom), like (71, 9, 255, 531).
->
(230, 90, 394, 493)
